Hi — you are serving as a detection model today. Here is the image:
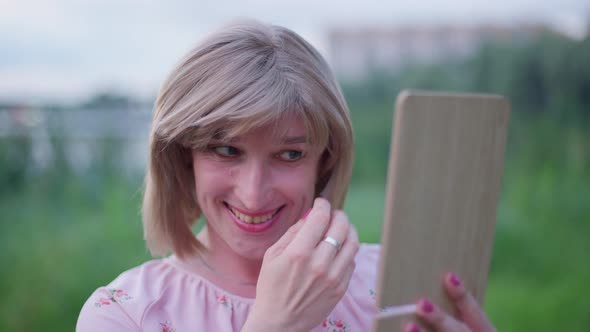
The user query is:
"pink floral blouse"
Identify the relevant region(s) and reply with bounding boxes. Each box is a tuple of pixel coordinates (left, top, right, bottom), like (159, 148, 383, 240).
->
(77, 244, 380, 331)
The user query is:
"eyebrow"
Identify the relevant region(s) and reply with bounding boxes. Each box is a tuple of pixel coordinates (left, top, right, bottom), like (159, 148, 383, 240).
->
(280, 136, 308, 144)
(210, 135, 308, 144)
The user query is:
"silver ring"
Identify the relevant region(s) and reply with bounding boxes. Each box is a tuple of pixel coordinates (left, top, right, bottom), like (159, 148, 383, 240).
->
(322, 236, 342, 250)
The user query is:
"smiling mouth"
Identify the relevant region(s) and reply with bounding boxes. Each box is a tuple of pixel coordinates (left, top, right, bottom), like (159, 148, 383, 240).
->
(224, 202, 284, 224)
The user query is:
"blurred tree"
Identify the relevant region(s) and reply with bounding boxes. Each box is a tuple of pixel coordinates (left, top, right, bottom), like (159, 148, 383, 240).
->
(340, 31, 590, 185)
(81, 91, 136, 110)
(0, 137, 32, 195)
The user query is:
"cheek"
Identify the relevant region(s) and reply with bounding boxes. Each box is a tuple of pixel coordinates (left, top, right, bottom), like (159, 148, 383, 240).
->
(192, 157, 232, 197)
(273, 166, 317, 197)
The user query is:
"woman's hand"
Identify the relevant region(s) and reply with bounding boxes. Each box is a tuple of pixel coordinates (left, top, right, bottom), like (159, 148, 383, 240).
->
(403, 273, 497, 332)
(242, 197, 360, 332)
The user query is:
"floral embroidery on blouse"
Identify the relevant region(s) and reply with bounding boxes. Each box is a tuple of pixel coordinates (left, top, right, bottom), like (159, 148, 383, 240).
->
(369, 288, 377, 300)
(322, 317, 348, 332)
(94, 288, 132, 307)
(370, 288, 390, 313)
(216, 294, 233, 310)
(160, 320, 176, 332)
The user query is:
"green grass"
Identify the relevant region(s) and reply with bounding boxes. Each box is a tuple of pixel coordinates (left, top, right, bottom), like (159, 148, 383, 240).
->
(1, 113, 589, 331)
(0, 178, 151, 331)
(2, 178, 588, 331)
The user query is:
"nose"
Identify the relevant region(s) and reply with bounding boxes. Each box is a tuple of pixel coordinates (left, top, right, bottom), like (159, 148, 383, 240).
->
(234, 159, 272, 211)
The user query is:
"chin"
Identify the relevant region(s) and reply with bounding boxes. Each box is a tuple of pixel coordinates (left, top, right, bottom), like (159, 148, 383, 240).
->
(229, 217, 294, 260)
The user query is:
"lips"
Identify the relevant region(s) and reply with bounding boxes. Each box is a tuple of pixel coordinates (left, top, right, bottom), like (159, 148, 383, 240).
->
(224, 202, 284, 233)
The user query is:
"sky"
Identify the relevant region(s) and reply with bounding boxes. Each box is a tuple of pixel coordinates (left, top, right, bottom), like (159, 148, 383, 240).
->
(1, 0, 588, 103)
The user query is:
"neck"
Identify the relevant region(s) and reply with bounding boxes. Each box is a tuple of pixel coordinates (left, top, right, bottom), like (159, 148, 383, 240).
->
(196, 226, 263, 288)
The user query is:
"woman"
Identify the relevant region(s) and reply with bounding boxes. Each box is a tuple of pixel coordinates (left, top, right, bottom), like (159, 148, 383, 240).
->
(77, 20, 496, 332)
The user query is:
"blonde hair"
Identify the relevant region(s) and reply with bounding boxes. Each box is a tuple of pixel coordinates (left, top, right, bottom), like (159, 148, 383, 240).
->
(143, 20, 354, 258)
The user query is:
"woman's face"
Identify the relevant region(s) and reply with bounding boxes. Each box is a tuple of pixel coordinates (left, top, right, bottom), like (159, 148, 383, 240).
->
(191, 115, 321, 259)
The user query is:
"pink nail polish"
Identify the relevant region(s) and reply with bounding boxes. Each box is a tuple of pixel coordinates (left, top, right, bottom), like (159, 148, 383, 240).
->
(302, 208, 312, 220)
(420, 298, 434, 314)
(408, 322, 421, 332)
(450, 272, 462, 287)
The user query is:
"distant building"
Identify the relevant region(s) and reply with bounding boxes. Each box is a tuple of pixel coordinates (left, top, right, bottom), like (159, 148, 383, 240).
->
(327, 23, 554, 81)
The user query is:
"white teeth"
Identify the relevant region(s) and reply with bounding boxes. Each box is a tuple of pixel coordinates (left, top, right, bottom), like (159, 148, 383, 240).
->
(229, 206, 277, 224)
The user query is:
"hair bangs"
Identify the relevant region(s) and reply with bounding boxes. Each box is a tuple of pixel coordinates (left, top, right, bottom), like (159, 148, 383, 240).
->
(177, 69, 330, 151)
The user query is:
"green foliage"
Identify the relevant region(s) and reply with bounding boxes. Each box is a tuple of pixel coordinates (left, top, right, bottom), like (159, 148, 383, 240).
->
(0, 137, 32, 194)
(343, 33, 590, 185)
(1, 32, 589, 331)
(81, 91, 135, 109)
(0, 174, 150, 331)
(345, 112, 590, 331)
(487, 113, 590, 330)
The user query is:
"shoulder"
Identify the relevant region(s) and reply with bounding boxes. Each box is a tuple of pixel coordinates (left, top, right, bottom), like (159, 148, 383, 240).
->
(76, 258, 180, 331)
(77, 256, 254, 331)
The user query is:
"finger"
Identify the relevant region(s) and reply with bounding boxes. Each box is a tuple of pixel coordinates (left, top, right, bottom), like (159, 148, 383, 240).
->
(416, 298, 470, 332)
(288, 197, 331, 251)
(307, 224, 357, 305)
(444, 272, 496, 332)
(330, 223, 359, 273)
(403, 322, 422, 332)
(300, 207, 312, 221)
(265, 219, 305, 258)
(315, 210, 350, 260)
(338, 256, 356, 293)
(317, 225, 358, 302)
(268, 207, 313, 254)
(276, 207, 313, 245)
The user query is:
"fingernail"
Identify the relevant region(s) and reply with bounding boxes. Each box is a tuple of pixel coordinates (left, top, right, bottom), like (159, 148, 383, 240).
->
(408, 322, 421, 332)
(302, 208, 312, 220)
(419, 298, 434, 314)
(449, 272, 462, 287)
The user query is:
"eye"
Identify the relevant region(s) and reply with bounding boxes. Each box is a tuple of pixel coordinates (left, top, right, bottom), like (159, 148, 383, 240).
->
(212, 146, 240, 158)
(278, 150, 303, 161)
